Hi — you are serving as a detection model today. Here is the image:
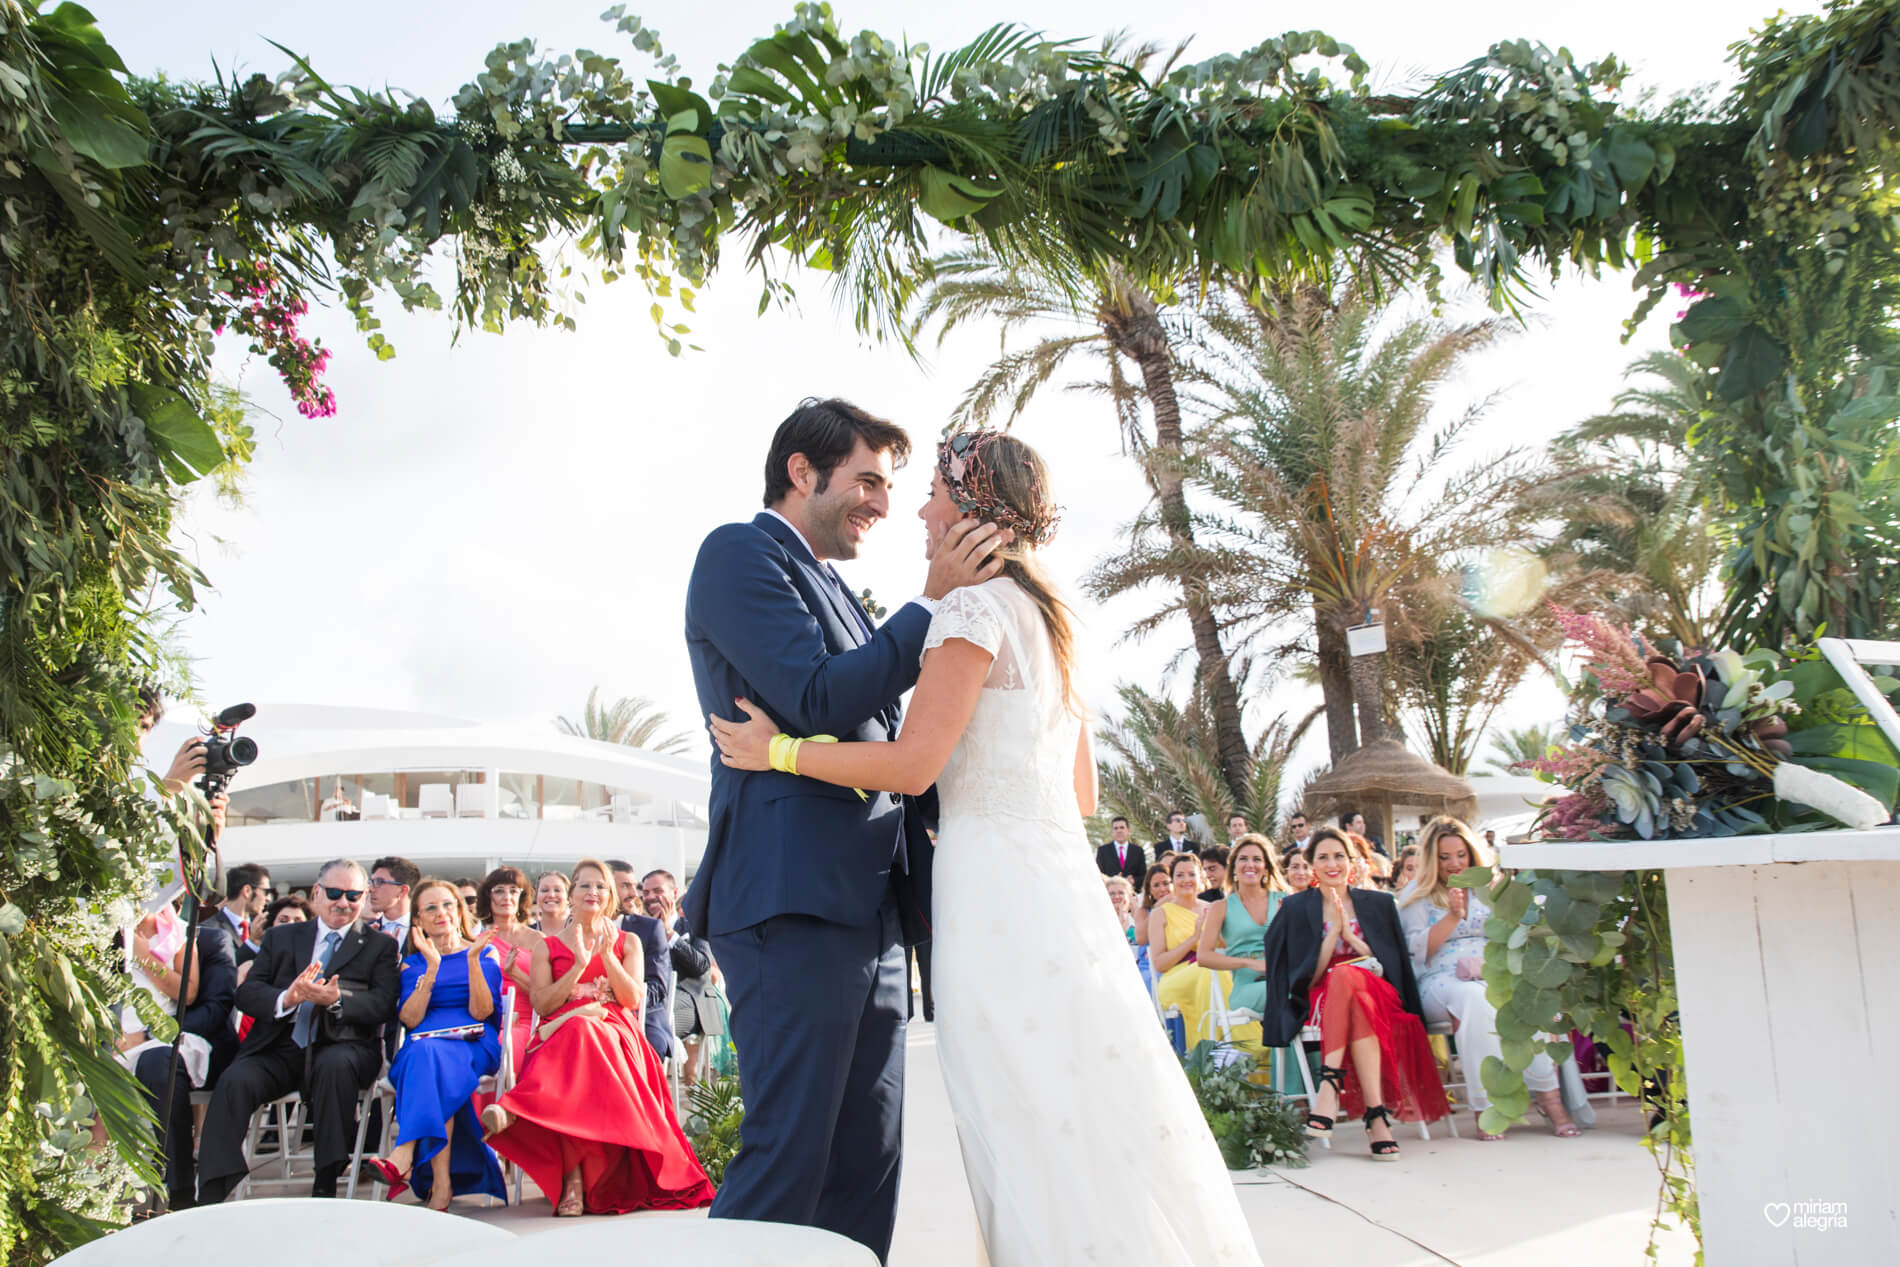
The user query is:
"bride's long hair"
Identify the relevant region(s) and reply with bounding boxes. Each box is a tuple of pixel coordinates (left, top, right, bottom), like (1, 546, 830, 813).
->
(940, 431, 1084, 718)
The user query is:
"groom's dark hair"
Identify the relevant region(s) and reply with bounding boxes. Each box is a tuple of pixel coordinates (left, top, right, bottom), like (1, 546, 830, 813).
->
(764, 398, 911, 506)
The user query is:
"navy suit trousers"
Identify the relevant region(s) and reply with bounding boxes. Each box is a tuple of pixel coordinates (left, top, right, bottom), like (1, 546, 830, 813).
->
(709, 892, 907, 1264)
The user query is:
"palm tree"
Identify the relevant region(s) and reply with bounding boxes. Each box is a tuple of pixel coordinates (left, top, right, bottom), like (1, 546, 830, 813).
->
(1099, 281, 1535, 762)
(1478, 722, 1563, 776)
(911, 250, 1254, 807)
(1530, 351, 1726, 649)
(1388, 605, 1540, 774)
(1094, 669, 1320, 841)
(556, 687, 693, 755)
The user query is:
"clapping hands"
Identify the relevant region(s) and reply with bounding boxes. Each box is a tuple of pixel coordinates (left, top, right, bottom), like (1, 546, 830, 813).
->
(284, 961, 340, 1008)
(411, 924, 441, 970)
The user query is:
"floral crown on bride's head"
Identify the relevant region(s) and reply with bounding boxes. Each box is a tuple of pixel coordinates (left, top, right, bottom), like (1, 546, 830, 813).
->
(936, 430, 1062, 547)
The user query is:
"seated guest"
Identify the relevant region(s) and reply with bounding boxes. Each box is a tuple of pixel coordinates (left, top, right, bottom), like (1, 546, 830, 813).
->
(481, 858, 714, 1217)
(456, 877, 482, 915)
(1282, 851, 1314, 893)
(1390, 845, 1421, 894)
(196, 859, 400, 1203)
(1194, 836, 1287, 1017)
(474, 866, 538, 1108)
(1196, 846, 1230, 903)
(1344, 831, 1389, 889)
(215, 861, 270, 966)
(1260, 829, 1448, 1160)
(609, 859, 677, 1061)
(1104, 875, 1138, 943)
(1131, 863, 1171, 951)
(363, 879, 507, 1207)
(1152, 854, 1223, 1045)
(235, 894, 312, 1044)
(121, 899, 238, 1210)
(534, 870, 570, 932)
(642, 869, 724, 1085)
(1399, 817, 1579, 1141)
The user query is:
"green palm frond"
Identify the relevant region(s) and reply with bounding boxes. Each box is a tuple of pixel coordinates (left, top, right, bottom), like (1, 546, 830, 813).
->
(556, 686, 694, 755)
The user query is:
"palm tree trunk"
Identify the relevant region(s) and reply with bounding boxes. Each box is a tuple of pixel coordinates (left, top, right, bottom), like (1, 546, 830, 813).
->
(1107, 283, 1252, 807)
(1316, 606, 1358, 762)
(1350, 650, 1385, 746)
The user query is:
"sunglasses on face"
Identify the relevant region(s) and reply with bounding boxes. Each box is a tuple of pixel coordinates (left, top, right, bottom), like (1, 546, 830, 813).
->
(322, 886, 365, 902)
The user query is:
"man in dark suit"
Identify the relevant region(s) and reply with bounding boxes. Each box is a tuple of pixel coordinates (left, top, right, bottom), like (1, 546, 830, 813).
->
(1095, 815, 1147, 881)
(1152, 809, 1192, 859)
(610, 858, 678, 1059)
(130, 913, 237, 1209)
(641, 869, 724, 1079)
(683, 398, 1003, 1264)
(216, 861, 271, 967)
(195, 858, 400, 1204)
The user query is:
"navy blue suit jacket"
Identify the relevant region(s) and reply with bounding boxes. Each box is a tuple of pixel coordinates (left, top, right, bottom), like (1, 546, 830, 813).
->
(683, 512, 936, 944)
(182, 920, 240, 1082)
(619, 910, 676, 1057)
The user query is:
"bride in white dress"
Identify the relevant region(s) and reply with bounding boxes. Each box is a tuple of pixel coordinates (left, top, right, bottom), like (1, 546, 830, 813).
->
(710, 430, 1263, 1267)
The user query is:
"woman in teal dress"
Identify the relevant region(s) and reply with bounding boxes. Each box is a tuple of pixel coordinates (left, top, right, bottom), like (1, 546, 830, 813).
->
(1196, 835, 1299, 1089)
(365, 878, 507, 1208)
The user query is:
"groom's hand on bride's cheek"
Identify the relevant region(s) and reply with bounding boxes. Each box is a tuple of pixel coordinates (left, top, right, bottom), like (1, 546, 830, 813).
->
(923, 519, 1012, 599)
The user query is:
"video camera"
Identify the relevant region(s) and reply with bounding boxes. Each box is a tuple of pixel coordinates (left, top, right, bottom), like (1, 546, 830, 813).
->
(199, 701, 258, 800)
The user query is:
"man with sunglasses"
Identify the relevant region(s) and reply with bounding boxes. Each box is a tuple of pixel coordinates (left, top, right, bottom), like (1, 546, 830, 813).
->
(195, 858, 401, 1204)
(218, 862, 272, 966)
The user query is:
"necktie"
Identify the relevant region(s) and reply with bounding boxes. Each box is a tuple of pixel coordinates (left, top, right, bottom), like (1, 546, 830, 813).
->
(1117, 845, 1126, 868)
(826, 566, 872, 640)
(292, 930, 342, 1048)
(239, 918, 250, 942)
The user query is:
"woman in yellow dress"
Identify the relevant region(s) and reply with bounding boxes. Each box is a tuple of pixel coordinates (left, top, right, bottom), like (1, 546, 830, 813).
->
(1151, 853, 1227, 1046)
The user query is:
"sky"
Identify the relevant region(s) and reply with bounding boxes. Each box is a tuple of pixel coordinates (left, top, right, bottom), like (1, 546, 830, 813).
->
(95, 0, 1817, 789)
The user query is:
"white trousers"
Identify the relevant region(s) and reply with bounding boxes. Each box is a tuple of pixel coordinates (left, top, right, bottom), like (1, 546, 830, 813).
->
(1419, 975, 1558, 1109)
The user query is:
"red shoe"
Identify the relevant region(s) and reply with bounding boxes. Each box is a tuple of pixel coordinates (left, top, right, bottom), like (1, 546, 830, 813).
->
(360, 1157, 409, 1200)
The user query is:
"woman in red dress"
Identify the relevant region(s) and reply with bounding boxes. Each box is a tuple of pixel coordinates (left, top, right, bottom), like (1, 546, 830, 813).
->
(480, 857, 714, 1215)
(1259, 828, 1449, 1161)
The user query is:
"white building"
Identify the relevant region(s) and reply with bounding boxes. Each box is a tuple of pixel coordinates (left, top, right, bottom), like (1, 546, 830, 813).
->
(152, 702, 710, 890)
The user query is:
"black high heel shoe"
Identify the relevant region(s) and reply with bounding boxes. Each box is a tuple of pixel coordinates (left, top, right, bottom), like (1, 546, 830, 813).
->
(1306, 1064, 1346, 1137)
(1363, 1105, 1400, 1160)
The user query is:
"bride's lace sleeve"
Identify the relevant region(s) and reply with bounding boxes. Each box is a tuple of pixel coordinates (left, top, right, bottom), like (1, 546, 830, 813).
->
(923, 586, 1026, 690)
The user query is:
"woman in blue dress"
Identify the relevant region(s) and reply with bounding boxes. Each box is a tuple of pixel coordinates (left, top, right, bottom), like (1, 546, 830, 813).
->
(365, 877, 507, 1208)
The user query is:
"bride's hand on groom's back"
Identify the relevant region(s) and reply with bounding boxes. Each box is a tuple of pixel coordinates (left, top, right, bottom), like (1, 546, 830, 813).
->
(709, 698, 781, 771)
(923, 519, 1011, 601)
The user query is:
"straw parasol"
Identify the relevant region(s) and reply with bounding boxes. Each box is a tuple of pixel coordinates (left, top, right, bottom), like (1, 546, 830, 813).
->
(1303, 738, 1479, 847)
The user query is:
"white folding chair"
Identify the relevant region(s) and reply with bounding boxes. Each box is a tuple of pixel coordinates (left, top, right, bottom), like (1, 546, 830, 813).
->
(1289, 1023, 1443, 1143)
(236, 1092, 308, 1197)
(361, 792, 390, 820)
(1207, 971, 1260, 1043)
(1424, 1019, 1462, 1139)
(418, 784, 452, 819)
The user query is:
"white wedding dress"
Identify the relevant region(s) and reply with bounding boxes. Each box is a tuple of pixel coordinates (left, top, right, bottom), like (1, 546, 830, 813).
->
(922, 578, 1263, 1267)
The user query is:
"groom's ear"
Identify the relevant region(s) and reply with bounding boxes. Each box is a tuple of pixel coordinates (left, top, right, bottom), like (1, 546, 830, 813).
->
(786, 452, 814, 495)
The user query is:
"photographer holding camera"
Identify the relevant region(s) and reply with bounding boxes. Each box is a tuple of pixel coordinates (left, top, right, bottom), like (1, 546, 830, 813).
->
(128, 690, 242, 1210)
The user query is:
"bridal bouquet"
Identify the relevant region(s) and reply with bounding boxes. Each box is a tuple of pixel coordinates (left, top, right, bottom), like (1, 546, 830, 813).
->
(1521, 606, 1899, 840)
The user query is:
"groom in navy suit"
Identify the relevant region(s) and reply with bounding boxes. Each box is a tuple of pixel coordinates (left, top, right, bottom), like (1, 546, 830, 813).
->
(684, 399, 1004, 1262)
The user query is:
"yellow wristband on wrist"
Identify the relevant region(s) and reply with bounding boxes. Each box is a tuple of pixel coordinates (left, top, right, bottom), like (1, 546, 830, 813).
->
(764, 732, 866, 801)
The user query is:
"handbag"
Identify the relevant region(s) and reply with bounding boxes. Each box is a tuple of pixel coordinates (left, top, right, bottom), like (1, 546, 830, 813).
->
(1339, 955, 1385, 979)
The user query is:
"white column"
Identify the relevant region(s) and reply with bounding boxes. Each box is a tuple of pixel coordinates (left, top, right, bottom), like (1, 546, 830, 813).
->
(1668, 860, 1900, 1263)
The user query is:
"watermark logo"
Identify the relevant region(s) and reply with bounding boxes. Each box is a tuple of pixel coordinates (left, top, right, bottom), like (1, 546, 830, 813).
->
(1763, 1199, 1848, 1231)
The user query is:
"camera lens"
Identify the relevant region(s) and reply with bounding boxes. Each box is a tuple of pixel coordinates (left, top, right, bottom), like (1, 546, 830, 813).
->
(229, 736, 259, 766)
